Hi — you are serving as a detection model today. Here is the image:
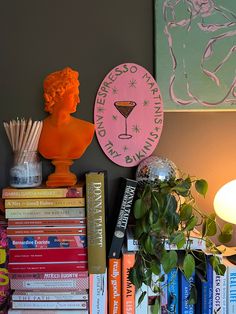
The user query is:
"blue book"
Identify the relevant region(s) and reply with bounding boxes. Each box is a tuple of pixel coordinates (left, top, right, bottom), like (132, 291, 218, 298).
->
(167, 268, 179, 314)
(195, 256, 213, 314)
(179, 270, 195, 314)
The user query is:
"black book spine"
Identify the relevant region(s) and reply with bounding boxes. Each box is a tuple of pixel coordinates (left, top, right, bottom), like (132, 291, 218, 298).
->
(108, 178, 137, 258)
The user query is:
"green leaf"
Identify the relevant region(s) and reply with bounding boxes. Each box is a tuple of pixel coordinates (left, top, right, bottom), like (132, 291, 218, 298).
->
(218, 223, 233, 243)
(173, 177, 191, 196)
(189, 285, 197, 305)
(209, 256, 226, 276)
(185, 216, 198, 231)
(150, 260, 161, 275)
(137, 291, 147, 307)
(205, 214, 217, 236)
(180, 204, 193, 221)
(160, 250, 178, 274)
(195, 179, 208, 197)
(183, 254, 195, 280)
(128, 267, 142, 289)
(144, 235, 155, 254)
(170, 231, 186, 249)
(134, 198, 148, 219)
(152, 297, 160, 314)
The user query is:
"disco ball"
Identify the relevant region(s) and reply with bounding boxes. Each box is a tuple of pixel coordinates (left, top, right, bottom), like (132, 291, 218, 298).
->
(136, 156, 178, 188)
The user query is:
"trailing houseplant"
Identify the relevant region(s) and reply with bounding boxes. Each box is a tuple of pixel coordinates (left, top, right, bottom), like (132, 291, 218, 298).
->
(129, 171, 233, 312)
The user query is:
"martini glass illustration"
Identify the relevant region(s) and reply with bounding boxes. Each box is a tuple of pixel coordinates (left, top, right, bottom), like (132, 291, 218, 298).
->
(114, 101, 137, 139)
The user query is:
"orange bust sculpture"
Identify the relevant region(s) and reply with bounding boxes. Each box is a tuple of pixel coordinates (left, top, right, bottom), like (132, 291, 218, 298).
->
(38, 67, 94, 187)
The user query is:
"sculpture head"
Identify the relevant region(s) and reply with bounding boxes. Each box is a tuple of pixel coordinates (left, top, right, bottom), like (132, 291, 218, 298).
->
(43, 67, 80, 114)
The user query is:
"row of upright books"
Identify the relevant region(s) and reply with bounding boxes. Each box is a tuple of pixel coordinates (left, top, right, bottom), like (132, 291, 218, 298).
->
(1, 171, 108, 314)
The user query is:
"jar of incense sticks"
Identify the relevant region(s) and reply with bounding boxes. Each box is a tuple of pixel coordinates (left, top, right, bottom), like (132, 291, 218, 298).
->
(9, 151, 42, 188)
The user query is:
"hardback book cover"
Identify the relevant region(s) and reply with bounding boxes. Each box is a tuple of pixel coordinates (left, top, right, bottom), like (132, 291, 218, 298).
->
(8, 217, 86, 227)
(85, 171, 106, 274)
(2, 184, 84, 199)
(5, 197, 85, 208)
(8, 261, 88, 273)
(122, 248, 135, 314)
(5, 207, 85, 219)
(108, 258, 121, 314)
(89, 269, 107, 314)
(8, 234, 87, 249)
(9, 247, 87, 263)
(108, 178, 137, 259)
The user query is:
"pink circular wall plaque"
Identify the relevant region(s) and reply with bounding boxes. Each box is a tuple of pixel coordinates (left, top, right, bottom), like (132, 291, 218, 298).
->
(94, 63, 164, 167)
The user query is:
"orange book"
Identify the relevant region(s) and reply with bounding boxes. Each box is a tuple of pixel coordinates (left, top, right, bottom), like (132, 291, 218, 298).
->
(122, 249, 135, 314)
(108, 258, 121, 314)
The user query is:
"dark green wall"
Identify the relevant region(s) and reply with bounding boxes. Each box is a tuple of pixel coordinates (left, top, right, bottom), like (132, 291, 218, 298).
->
(1, 1, 236, 243)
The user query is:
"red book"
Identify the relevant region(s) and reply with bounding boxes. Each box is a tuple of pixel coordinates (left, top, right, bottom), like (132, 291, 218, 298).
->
(8, 261, 88, 273)
(9, 248, 87, 263)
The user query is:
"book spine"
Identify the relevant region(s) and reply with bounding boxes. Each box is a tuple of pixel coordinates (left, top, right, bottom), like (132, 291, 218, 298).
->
(12, 291, 88, 301)
(12, 300, 88, 310)
(10, 277, 89, 291)
(126, 229, 206, 252)
(8, 218, 86, 226)
(135, 284, 148, 314)
(222, 268, 227, 314)
(8, 235, 87, 249)
(86, 172, 106, 274)
(9, 248, 87, 263)
(6, 207, 85, 219)
(108, 178, 137, 258)
(179, 271, 195, 314)
(8, 261, 88, 273)
(2, 185, 84, 199)
(89, 270, 108, 314)
(9, 271, 88, 280)
(7, 226, 86, 236)
(5, 198, 85, 208)
(8, 310, 88, 314)
(199, 258, 213, 314)
(227, 265, 236, 314)
(108, 258, 121, 314)
(0, 226, 10, 311)
(122, 251, 135, 314)
(167, 268, 178, 314)
(213, 270, 226, 314)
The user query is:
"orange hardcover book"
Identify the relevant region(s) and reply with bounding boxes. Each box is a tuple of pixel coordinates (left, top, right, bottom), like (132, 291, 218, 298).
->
(4, 198, 85, 208)
(122, 249, 135, 314)
(2, 184, 84, 199)
(108, 258, 121, 314)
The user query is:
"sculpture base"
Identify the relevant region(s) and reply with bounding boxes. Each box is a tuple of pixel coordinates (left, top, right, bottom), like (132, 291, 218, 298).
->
(46, 159, 77, 187)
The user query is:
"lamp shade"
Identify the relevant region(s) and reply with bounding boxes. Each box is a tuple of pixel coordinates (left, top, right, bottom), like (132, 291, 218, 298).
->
(214, 179, 236, 224)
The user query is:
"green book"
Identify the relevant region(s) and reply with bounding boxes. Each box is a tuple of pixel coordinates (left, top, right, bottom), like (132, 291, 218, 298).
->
(85, 171, 106, 274)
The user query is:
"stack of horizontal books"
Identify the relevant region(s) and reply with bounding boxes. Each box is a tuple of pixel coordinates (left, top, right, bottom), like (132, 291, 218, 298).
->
(2, 184, 89, 314)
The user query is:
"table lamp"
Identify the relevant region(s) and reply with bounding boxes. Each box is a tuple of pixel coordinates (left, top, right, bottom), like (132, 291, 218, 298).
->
(214, 179, 236, 224)
(214, 179, 236, 263)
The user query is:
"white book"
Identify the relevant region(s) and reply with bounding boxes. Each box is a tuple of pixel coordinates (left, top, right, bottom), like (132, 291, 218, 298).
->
(213, 270, 227, 314)
(136, 283, 148, 314)
(12, 300, 88, 310)
(89, 269, 107, 314)
(126, 226, 206, 251)
(223, 257, 236, 314)
(12, 290, 88, 301)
